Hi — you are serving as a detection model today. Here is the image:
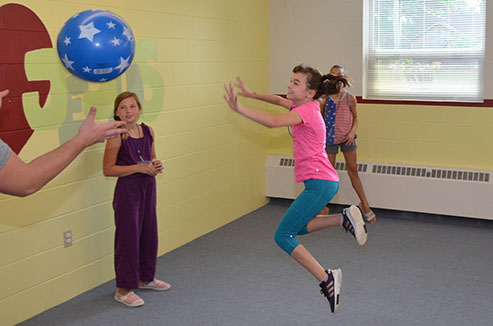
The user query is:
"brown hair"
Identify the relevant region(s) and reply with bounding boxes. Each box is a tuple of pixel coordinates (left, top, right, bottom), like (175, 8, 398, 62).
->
(292, 64, 350, 100)
(113, 91, 142, 120)
(292, 64, 323, 96)
(113, 91, 142, 140)
(318, 74, 351, 98)
(329, 64, 354, 88)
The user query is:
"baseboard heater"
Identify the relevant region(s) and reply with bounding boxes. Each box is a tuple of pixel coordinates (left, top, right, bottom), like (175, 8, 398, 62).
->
(265, 155, 493, 220)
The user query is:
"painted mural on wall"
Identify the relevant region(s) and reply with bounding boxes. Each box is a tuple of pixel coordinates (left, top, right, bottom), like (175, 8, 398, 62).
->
(0, 3, 164, 153)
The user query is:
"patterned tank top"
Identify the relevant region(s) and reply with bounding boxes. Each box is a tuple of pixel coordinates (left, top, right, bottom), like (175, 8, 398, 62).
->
(323, 91, 353, 145)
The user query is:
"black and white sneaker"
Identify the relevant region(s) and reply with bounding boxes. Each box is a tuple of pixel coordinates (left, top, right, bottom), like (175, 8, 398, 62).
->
(341, 205, 368, 245)
(319, 268, 342, 313)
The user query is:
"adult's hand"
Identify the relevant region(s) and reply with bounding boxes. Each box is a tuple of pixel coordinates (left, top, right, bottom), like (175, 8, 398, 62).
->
(77, 106, 127, 147)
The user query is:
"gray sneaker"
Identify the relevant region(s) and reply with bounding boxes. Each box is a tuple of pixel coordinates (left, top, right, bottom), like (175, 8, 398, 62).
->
(341, 205, 367, 245)
(319, 268, 343, 313)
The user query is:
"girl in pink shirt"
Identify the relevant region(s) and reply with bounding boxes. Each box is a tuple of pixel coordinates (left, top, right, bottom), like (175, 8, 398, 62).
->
(224, 64, 368, 314)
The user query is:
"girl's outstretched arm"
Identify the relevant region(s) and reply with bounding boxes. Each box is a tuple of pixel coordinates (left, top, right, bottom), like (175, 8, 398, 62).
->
(235, 77, 291, 110)
(224, 82, 302, 128)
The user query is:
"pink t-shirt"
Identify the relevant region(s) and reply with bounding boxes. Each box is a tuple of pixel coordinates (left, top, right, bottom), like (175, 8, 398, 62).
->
(291, 101, 339, 183)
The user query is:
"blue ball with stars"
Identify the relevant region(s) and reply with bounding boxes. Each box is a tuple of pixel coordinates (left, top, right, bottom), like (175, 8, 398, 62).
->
(56, 9, 135, 82)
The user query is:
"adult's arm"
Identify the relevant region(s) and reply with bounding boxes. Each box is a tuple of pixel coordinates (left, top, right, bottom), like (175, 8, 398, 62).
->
(0, 106, 126, 196)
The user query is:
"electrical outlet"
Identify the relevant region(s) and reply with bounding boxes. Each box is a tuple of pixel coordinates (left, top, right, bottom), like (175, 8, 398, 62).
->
(63, 230, 72, 248)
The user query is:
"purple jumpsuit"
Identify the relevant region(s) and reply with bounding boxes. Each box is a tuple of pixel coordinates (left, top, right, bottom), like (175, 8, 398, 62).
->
(113, 123, 158, 289)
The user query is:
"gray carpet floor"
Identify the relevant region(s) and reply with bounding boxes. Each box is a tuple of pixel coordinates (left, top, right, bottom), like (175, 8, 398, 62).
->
(20, 199, 493, 326)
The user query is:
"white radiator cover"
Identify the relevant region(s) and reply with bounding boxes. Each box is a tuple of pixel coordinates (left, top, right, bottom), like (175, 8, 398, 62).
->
(265, 155, 493, 220)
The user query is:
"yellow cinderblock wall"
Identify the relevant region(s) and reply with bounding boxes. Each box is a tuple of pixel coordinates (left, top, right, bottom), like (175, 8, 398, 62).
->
(356, 104, 493, 170)
(268, 102, 493, 171)
(0, 1, 270, 324)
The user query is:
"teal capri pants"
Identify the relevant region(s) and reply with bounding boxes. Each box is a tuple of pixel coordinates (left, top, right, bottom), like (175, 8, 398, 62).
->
(274, 179, 339, 255)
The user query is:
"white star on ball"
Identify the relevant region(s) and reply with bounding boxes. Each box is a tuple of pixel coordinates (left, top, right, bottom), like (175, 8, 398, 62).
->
(63, 37, 71, 46)
(79, 22, 101, 42)
(114, 56, 130, 72)
(61, 54, 75, 70)
(111, 37, 121, 46)
(122, 26, 133, 41)
(107, 21, 116, 29)
(83, 66, 91, 73)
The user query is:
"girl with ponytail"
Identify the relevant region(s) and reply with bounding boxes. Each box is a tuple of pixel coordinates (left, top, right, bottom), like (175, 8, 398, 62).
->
(224, 64, 368, 315)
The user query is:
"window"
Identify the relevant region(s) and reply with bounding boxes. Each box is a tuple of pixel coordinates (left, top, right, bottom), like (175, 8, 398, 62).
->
(363, 0, 486, 102)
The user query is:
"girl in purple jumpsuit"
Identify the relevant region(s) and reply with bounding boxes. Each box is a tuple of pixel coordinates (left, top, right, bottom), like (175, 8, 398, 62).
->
(103, 92, 170, 307)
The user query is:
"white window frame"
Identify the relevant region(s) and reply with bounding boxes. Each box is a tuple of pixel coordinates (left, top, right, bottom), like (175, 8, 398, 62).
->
(363, 0, 486, 102)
